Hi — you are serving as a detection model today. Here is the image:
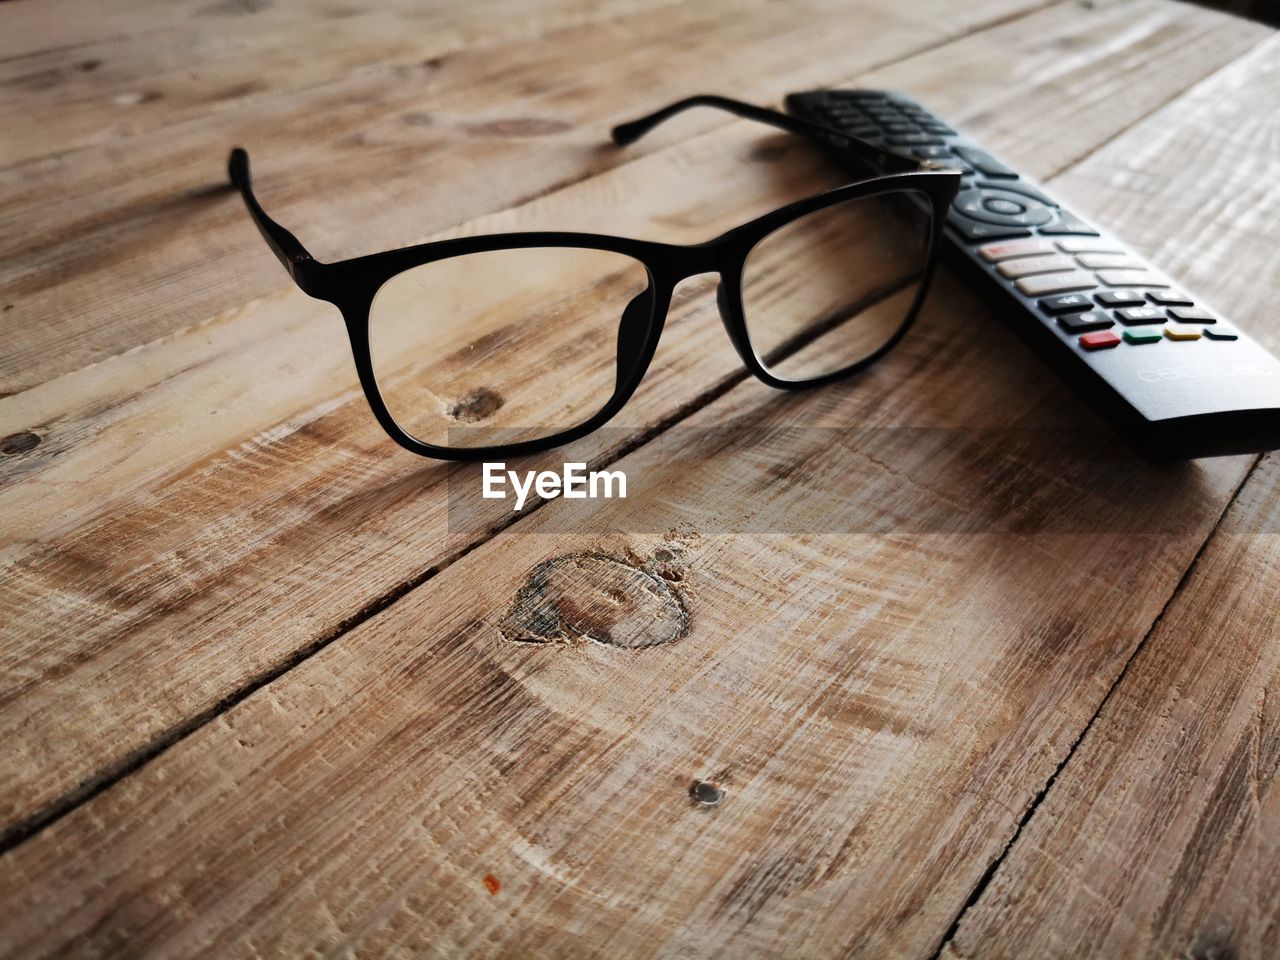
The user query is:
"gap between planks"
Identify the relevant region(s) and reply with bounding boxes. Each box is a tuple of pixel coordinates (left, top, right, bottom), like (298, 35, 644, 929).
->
(0, 0, 1071, 845)
(927, 448, 1269, 960)
(0, 351, 751, 855)
(0, 3, 1272, 867)
(0, 18, 1274, 957)
(0, 0, 1058, 395)
(923, 30, 1280, 955)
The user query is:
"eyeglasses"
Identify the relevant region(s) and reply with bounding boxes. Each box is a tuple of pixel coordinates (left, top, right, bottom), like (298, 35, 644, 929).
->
(229, 94, 960, 461)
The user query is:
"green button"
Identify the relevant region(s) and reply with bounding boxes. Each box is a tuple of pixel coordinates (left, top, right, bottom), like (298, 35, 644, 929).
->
(1123, 326, 1164, 344)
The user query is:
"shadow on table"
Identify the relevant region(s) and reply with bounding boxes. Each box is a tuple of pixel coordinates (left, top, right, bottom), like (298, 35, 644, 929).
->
(440, 130, 1239, 536)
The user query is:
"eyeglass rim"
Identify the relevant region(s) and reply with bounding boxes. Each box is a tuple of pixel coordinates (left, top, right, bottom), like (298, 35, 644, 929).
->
(343, 172, 954, 460)
(228, 91, 968, 460)
(735, 185, 941, 384)
(231, 141, 958, 460)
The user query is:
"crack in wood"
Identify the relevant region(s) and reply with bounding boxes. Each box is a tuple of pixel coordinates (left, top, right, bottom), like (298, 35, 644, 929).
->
(933, 449, 1271, 960)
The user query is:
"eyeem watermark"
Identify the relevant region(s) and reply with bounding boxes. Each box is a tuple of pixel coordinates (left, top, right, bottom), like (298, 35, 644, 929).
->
(449, 426, 1251, 534)
(482, 462, 627, 511)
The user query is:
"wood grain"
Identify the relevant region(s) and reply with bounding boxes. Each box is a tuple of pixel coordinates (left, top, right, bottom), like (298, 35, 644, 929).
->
(2, 8, 1278, 960)
(942, 37, 1280, 960)
(1, 0, 1262, 848)
(0, 0, 688, 168)
(945, 460, 1280, 958)
(0, 0, 1040, 395)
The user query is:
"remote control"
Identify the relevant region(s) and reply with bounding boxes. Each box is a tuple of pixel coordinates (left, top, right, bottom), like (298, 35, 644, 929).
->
(785, 88, 1280, 458)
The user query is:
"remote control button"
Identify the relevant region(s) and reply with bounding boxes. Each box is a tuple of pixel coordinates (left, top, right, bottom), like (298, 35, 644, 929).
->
(1203, 328, 1239, 341)
(1123, 327, 1164, 344)
(1097, 269, 1170, 288)
(885, 121, 919, 133)
(1168, 306, 1216, 323)
(979, 238, 1057, 262)
(1147, 291, 1195, 306)
(1096, 289, 1147, 307)
(1055, 238, 1124, 254)
(1058, 310, 1113, 333)
(1079, 330, 1121, 350)
(977, 180, 1056, 208)
(912, 145, 953, 159)
(1116, 306, 1167, 324)
(1039, 292, 1094, 314)
(931, 157, 975, 173)
(922, 122, 956, 136)
(952, 146, 1017, 178)
(1076, 253, 1138, 269)
(885, 133, 945, 146)
(1038, 211, 1098, 236)
(985, 198, 1023, 215)
(1165, 324, 1202, 341)
(954, 188, 1054, 227)
(954, 191, 989, 218)
(996, 253, 1076, 278)
(947, 211, 1031, 242)
(910, 146, 950, 160)
(1015, 271, 1096, 296)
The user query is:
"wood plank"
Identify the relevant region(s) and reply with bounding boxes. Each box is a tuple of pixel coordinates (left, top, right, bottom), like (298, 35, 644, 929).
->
(2, 16, 1277, 959)
(0, 0, 1044, 395)
(0, 0, 1266, 851)
(940, 39, 1280, 960)
(943, 461, 1280, 958)
(0, 0, 684, 169)
(0, 0, 177, 62)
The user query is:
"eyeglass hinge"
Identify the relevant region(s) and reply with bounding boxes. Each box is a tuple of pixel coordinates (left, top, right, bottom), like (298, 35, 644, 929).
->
(289, 256, 330, 299)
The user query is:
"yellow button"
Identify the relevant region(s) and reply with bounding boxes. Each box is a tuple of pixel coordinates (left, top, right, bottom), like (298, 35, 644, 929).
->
(1164, 324, 1202, 341)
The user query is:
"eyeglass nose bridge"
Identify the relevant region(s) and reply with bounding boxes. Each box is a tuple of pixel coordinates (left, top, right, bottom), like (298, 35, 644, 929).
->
(654, 235, 740, 284)
(646, 240, 758, 373)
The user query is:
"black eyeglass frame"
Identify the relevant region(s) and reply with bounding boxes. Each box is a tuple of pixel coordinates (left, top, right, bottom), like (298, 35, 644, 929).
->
(229, 94, 961, 461)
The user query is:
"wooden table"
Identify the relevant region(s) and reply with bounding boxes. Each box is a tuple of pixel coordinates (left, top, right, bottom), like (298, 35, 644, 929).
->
(2, 0, 1278, 956)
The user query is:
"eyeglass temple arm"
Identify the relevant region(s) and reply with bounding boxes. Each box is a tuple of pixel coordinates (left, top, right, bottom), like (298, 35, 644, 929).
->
(228, 148, 324, 292)
(610, 95, 920, 173)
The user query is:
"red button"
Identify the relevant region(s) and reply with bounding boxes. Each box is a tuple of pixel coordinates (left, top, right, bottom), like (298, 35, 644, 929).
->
(1079, 330, 1121, 350)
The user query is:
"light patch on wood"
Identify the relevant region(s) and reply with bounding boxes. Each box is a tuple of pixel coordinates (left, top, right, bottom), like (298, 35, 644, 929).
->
(463, 117, 573, 137)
